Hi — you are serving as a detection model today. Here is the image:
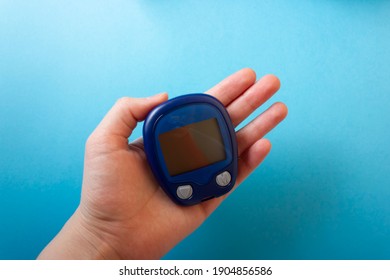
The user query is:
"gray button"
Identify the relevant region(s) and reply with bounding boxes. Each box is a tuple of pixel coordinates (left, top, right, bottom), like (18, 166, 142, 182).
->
(216, 171, 231, 187)
(176, 185, 193, 200)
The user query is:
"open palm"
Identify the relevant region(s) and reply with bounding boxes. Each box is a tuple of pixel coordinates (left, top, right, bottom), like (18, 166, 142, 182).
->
(38, 68, 287, 259)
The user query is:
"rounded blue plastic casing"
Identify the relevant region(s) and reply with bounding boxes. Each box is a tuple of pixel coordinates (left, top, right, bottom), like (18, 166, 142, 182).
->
(143, 94, 238, 206)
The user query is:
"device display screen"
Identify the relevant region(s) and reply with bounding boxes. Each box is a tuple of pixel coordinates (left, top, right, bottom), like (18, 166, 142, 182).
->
(158, 118, 226, 176)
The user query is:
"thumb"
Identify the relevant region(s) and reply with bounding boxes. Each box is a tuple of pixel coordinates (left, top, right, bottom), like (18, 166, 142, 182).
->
(92, 93, 168, 143)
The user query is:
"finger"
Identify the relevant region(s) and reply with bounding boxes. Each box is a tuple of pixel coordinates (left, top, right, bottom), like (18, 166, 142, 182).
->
(92, 93, 168, 142)
(206, 68, 256, 106)
(200, 138, 272, 216)
(237, 102, 288, 155)
(227, 74, 281, 127)
(235, 138, 272, 186)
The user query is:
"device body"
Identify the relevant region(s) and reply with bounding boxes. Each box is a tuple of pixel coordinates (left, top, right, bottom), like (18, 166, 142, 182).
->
(143, 94, 238, 206)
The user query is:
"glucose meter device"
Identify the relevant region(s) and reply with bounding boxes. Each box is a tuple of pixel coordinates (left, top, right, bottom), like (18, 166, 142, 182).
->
(143, 94, 238, 206)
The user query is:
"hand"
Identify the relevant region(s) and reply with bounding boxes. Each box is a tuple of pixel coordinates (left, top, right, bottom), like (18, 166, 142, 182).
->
(38, 68, 288, 259)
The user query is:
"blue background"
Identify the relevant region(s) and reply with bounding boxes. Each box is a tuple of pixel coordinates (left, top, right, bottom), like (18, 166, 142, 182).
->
(1, 1, 389, 259)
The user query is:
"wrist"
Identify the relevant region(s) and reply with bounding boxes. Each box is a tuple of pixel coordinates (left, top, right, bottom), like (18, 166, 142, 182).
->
(38, 207, 119, 260)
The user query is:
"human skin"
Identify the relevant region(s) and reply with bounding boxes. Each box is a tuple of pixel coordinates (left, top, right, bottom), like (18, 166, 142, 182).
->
(38, 68, 288, 259)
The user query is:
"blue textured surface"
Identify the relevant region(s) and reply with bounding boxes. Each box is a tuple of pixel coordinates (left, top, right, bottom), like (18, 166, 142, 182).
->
(1, 1, 390, 259)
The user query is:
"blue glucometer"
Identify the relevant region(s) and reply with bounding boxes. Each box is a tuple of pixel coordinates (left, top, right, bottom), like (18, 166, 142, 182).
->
(143, 94, 238, 206)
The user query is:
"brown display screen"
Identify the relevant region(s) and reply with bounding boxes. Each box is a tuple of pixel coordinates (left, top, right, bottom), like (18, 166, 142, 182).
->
(158, 118, 226, 176)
